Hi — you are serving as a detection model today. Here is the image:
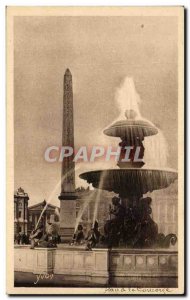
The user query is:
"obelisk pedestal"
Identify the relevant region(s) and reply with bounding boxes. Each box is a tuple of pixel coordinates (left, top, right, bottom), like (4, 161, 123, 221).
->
(59, 200, 77, 241)
(58, 69, 77, 242)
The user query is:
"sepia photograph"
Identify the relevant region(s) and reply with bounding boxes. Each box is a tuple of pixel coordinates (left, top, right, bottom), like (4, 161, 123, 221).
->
(6, 6, 184, 295)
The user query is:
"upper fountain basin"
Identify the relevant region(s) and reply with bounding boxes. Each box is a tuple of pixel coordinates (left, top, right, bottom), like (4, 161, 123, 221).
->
(79, 168, 177, 196)
(103, 119, 158, 139)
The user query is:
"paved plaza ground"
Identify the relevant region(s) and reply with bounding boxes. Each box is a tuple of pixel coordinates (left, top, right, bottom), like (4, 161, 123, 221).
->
(14, 272, 106, 287)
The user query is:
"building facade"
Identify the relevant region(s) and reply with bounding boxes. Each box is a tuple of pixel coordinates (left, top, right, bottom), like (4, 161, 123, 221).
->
(27, 202, 59, 234)
(150, 182, 178, 235)
(14, 187, 29, 234)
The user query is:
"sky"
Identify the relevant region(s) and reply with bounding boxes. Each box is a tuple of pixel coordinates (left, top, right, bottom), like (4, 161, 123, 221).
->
(14, 16, 178, 206)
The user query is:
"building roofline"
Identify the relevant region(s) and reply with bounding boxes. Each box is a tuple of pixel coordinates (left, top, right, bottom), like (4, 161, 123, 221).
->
(28, 201, 58, 210)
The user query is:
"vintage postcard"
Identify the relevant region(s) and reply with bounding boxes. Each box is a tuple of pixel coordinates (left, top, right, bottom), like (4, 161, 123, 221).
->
(7, 6, 184, 295)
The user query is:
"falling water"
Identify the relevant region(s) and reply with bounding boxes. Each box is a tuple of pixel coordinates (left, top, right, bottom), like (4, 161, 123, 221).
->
(143, 128, 169, 168)
(74, 189, 98, 233)
(35, 165, 80, 230)
(113, 76, 169, 168)
(92, 173, 106, 225)
(35, 179, 61, 230)
(92, 190, 101, 226)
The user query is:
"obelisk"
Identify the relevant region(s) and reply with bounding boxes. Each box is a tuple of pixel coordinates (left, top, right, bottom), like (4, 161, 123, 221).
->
(59, 69, 77, 242)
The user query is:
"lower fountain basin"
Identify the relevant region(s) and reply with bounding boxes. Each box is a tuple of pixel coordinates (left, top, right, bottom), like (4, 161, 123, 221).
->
(79, 168, 178, 195)
(14, 246, 178, 288)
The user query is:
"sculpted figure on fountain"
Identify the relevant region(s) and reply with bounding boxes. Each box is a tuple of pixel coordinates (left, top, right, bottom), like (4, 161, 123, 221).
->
(71, 224, 85, 245)
(86, 220, 101, 250)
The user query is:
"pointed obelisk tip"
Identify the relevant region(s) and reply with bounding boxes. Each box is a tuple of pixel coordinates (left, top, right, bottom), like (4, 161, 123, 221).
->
(65, 68, 72, 76)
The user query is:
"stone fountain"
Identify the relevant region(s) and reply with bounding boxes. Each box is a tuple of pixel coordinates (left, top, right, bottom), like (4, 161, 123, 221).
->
(14, 73, 178, 287)
(80, 109, 178, 249)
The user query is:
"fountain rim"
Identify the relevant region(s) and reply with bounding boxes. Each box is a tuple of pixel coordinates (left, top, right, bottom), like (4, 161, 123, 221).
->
(79, 167, 178, 195)
(103, 122, 158, 137)
(79, 167, 178, 178)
